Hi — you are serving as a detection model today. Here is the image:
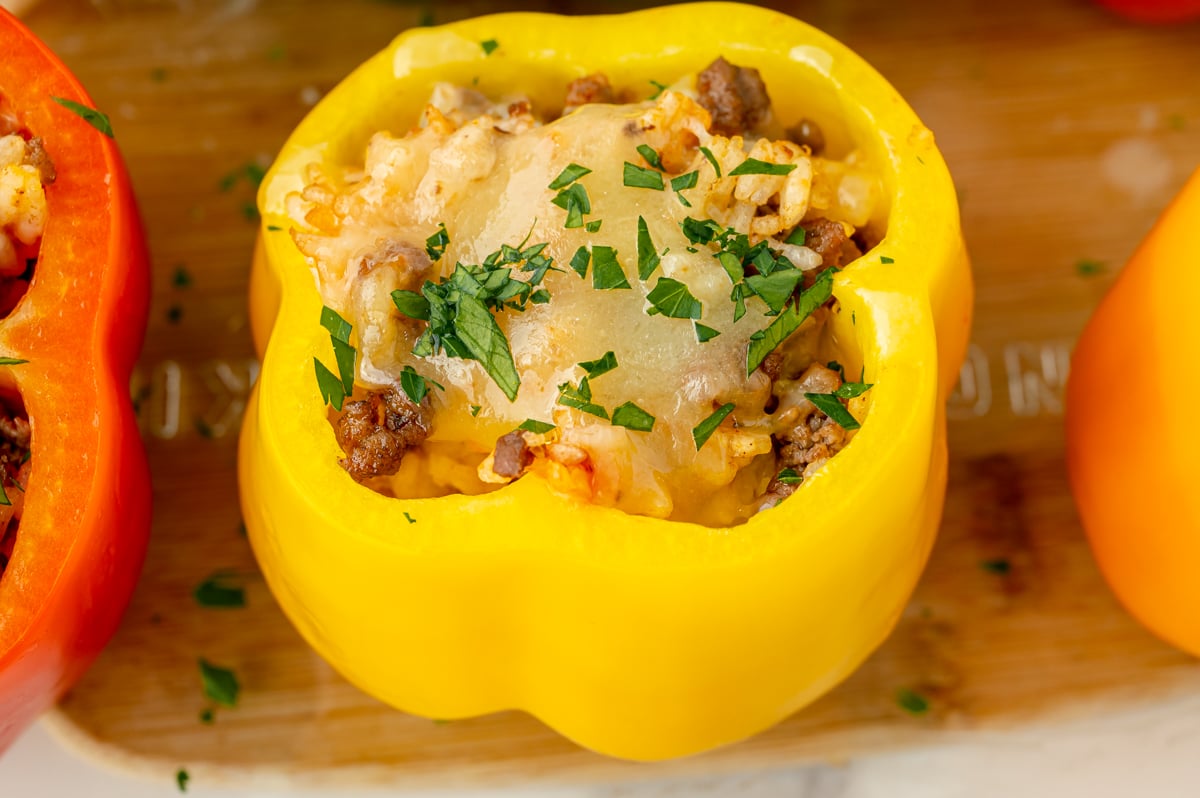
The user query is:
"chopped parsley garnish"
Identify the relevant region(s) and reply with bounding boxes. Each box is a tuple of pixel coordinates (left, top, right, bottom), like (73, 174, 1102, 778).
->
(636, 216, 660, 280)
(176, 769, 190, 793)
(895, 687, 930, 716)
(568, 246, 591, 278)
(730, 283, 747, 322)
(835, 381, 873, 399)
(636, 144, 663, 170)
(480, 39, 499, 55)
(623, 162, 665, 190)
(530, 289, 551, 304)
(775, 468, 802, 485)
(392, 235, 559, 401)
(320, 305, 352, 342)
(267, 224, 283, 232)
(557, 377, 608, 419)
(52, 96, 113, 137)
(470, 405, 481, 417)
(548, 163, 592, 190)
(193, 572, 245, 609)
(518, 418, 555, 434)
(404, 512, 416, 524)
(0, 357, 28, 365)
(670, 171, 698, 192)
(692, 403, 735, 451)
(694, 322, 721, 342)
(645, 277, 702, 319)
(590, 246, 630, 289)
(746, 269, 834, 375)
(784, 227, 807, 245)
(314, 306, 356, 411)
(699, 146, 722, 177)
(880, 255, 894, 264)
(551, 182, 591, 228)
(425, 223, 449, 261)
(399, 365, 442, 405)
(804, 392, 861, 431)
(198, 659, 240, 707)
(585, 219, 603, 233)
(648, 79, 668, 99)
(827, 360, 846, 379)
(578, 351, 617, 378)
(611, 401, 656, 432)
(728, 158, 797, 176)
(744, 269, 804, 314)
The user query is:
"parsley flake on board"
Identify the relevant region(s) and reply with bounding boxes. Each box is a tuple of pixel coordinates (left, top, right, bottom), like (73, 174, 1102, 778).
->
(896, 687, 930, 716)
(804, 391, 861, 431)
(645, 277, 702, 320)
(692, 403, 736, 451)
(611, 401, 655, 432)
(636, 216, 661, 280)
(728, 158, 797, 176)
(590, 246, 631, 290)
(480, 39, 499, 55)
(198, 659, 240, 707)
(623, 162, 665, 190)
(548, 163, 592, 190)
(980, 558, 1012, 575)
(699, 146, 722, 177)
(52, 96, 113, 137)
(518, 418, 555, 434)
(193, 572, 246, 609)
(1076, 258, 1105, 277)
(176, 769, 190, 793)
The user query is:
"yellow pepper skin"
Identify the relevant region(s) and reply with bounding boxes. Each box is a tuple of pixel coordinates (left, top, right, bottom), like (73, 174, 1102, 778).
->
(241, 3, 971, 760)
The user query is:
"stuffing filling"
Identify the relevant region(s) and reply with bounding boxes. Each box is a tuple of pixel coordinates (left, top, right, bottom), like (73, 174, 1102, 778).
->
(289, 58, 882, 526)
(0, 91, 49, 317)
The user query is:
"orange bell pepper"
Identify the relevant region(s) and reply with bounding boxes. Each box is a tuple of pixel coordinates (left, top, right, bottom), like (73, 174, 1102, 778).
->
(0, 9, 152, 751)
(1066, 168, 1200, 656)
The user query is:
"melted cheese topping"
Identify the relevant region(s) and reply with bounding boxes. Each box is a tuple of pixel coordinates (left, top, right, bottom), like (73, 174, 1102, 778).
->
(291, 84, 880, 525)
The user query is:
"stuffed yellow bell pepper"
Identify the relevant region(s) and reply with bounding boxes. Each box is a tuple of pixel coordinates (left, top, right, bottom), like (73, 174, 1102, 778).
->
(241, 2, 971, 760)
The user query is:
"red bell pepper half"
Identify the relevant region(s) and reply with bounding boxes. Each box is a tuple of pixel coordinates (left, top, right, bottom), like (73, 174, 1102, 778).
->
(0, 9, 151, 751)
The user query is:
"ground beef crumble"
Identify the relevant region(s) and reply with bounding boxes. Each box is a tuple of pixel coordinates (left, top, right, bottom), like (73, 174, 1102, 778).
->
(696, 56, 772, 136)
(334, 386, 430, 482)
(762, 364, 851, 505)
(0, 411, 30, 580)
(563, 73, 615, 115)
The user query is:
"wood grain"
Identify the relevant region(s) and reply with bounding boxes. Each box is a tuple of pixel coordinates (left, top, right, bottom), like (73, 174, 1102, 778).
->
(19, 0, 1200, 787)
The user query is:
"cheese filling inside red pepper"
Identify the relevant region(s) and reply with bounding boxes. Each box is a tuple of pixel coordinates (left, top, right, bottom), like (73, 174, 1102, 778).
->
(288, 60, 883, 525)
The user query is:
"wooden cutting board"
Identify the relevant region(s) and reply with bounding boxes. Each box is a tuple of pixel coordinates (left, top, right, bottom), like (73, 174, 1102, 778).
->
(20, 0, 1200, 788)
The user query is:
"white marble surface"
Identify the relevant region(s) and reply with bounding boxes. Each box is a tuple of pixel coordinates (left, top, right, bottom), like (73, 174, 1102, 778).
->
(6, 692, 1200, 797)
